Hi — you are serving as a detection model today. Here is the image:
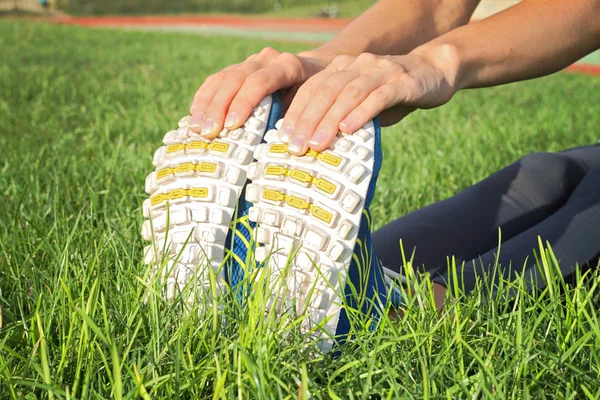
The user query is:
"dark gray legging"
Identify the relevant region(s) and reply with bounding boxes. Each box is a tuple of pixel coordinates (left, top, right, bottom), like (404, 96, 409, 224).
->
(373, 144, 600, 294)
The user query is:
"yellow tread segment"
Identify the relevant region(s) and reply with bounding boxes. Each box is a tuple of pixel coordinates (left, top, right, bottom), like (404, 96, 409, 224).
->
(264, 164, 337, 195)
(166, 141, 230, 154)
(268, 143, 342, 167)
(157, 162, 218, 179)
(150, 187, 208, 206)
(261, 189, 333, 224)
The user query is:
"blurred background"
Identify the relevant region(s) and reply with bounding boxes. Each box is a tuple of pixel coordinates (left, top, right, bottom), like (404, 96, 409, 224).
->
(4, 0, 596, 65)
(1, 2, 598, 396)
(1, 0, 519, 18)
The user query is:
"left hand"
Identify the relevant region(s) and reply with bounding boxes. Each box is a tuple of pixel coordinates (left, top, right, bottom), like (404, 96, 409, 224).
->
(280, 50, 459, 154)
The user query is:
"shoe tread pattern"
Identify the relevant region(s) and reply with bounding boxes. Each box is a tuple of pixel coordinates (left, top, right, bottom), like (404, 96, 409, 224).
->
(247, 119, 376, 342)
(141, 96, 273, 299)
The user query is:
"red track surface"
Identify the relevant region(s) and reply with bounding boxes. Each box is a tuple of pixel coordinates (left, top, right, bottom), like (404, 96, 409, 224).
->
(565, 63, 600, 75)
(53, 15, 352, 32)
(50, 15, 599, 75)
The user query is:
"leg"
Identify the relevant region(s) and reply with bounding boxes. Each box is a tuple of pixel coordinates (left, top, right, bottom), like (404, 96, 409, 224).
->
(374, 144, 600, 276)
(434, 166, 600, 294)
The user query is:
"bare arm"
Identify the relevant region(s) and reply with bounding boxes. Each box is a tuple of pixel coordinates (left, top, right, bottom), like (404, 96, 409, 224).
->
(413, 0, 600, 89)
(281, 0, 600, 154)
(307, 0, 482, 61)
(189, 0, 481, 138)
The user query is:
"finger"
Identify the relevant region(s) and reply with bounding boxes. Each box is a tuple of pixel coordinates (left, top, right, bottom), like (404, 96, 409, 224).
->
(199, 62, 263, 138)
(226, 52, 308, 131)
(277, 69, 337, 143)
(287, 70, 358, 155)
(278, 55, 354, 138)
(253, 46, 281, 64)
(339, 83, 398, 133)
(308, 74, 385, 151)
(189, 72, 225, 132)
(327, 54, 355, 71)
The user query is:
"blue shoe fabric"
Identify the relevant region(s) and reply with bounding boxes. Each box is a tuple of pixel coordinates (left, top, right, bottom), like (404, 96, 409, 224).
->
(221, 93, 402, 349)
(333, 117, 405, 342)
(225, 93, 285, 289)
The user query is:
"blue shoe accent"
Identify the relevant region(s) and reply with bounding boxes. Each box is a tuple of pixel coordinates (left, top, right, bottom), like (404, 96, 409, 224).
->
(246, 110, 399, 351)
(225, 93, 285, 291)
(142, 94, 280, 301)
(333, 117, 400, 343)
(142, 91, 401, 349)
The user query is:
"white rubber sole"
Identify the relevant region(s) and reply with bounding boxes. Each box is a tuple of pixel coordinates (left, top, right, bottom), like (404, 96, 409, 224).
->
(246, 120, 377, 346)
(141, 96, 273, 299)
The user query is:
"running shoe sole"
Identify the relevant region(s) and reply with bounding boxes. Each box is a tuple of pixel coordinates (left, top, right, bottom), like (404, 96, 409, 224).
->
(246, 120, 377, 347)
(141, 96, 273, 299)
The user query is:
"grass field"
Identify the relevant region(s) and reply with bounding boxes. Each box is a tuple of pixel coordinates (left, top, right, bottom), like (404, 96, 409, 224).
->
(266, 0, 375, 17)
(51, 0, 374, 17)
(1, 20, 600, 398)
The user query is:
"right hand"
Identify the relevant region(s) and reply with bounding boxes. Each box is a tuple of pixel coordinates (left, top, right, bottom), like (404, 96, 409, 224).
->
(188, 47, 331, 139)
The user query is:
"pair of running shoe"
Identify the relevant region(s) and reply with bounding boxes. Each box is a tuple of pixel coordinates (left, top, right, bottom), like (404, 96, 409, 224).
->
(141, 94, 402, 351)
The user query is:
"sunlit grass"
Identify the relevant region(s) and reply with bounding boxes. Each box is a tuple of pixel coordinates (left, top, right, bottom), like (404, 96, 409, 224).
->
(1, 20, 600, 398)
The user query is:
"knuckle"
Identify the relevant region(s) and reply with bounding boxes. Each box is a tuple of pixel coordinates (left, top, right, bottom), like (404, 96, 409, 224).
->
(245, 53, 258, 62)
(317, 122, 337, 136)
(222, 63, 240, 71)
(260, 46, 280, 58)
(228, 98, 250, 114)
(247, 71, 269, 88)
(379, 56, 397, 68)
(371, 88, 391, 104)
(343, 84, 363, 101)
(352, 107, 368, 121)
(208, 71, 225, 83)
(398, 76, 420, 101)
(357, 52, 377, 63)
(296, 120, 317, 134)
(194, 86, 212, 102)
(277, 51, 297, 63)
(344, 109, 366, 129)
(314, 81, 335, 97)
(332, 54, 352, 66)
(393, 63, 407, 73)
(299, 76, 319, 93)
(277, 52, 303, 71)
(224, 70, 246, 86)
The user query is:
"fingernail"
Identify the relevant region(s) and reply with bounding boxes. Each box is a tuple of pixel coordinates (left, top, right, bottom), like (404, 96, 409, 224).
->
(190, 113, 204, 131)
(190, 104, 196, 113)
(288, 135, 306, 155)
(224, 112, 238, 129)
(201, 118, 214, 137)
(308, 130, 326, 148)
(279, 124, 294, 142)
(339, 117, 355, 132)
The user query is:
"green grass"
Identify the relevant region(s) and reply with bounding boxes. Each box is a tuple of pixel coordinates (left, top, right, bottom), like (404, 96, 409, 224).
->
(55, 0, 373, 17)
(266, 0, 375, 18)
(1, 20, 600, 398)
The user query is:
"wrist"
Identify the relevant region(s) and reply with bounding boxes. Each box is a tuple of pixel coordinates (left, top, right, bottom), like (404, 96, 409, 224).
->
(410, 42, 465, 91)
(297, 48, 341, 66)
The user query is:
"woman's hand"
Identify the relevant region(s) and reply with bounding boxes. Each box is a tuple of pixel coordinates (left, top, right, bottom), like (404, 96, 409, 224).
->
(281, 47, 461, 155)
(189, 47, 331, 138)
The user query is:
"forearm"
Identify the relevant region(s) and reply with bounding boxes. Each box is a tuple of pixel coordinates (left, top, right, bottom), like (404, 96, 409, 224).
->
(414, 0, 600, 90)
(302, 0, 481, 63)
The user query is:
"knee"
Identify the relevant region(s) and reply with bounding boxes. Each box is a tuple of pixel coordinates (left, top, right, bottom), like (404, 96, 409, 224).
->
(519, 152, 585, 184)
(519, 152, 570, 177)
(515, 152, 586, 201)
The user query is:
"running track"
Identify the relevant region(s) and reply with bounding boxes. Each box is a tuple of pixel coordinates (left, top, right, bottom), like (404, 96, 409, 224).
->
(51, 15, 600, 75)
